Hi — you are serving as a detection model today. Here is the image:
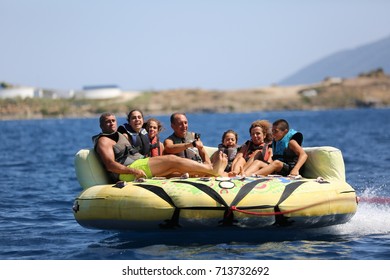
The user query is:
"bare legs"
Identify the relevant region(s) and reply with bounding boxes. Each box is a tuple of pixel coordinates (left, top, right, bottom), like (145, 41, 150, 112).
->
(243, 160, 270, 176)
(251, 160, 283, 176)
(230, 157, 269, 177)
(230, 157, 246, 175)
(148, 152, 227, 178)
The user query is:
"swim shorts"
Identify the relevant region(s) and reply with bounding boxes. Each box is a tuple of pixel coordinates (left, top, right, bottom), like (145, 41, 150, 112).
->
(278, 162, 296, 177)
(119, 158, 153, 181)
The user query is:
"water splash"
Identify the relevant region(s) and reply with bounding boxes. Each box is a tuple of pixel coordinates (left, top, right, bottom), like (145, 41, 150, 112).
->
(323, 198, 390, 237)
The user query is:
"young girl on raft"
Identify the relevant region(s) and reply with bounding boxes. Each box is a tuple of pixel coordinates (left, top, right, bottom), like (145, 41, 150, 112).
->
(210, 129, 240, 172)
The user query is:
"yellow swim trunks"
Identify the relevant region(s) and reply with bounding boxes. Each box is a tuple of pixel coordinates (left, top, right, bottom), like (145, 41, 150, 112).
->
(119, 158, 153, 181)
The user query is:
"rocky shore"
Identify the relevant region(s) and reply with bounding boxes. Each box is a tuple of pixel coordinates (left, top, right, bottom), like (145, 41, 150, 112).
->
(1, 73, 390, 120)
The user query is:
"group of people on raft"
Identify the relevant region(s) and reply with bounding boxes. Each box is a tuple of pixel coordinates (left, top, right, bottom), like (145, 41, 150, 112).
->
(93, 110, 308, 182)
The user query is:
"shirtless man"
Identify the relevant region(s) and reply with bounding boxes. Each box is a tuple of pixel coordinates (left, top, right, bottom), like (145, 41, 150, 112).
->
(94, 112, 227, 182)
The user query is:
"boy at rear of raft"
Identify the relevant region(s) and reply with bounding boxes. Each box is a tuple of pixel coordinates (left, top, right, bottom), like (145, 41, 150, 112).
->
(251, 119, 307, 177)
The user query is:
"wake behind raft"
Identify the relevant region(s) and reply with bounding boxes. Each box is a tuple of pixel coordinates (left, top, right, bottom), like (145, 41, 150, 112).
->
(72, 146, 358, 230)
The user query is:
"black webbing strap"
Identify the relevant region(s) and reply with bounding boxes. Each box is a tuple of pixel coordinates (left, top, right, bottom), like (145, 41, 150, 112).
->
(274, 180, 307, 226)
(172, 180, 229, 207)
(173, 180, 236, 226)
(133, 183, 176, 207)
(134, 179, 308, 228)
(133, 183, 181, 228)
(275, 180, 307, 205)
(230, 178, 270, 207)
(214, 178, 274, 221)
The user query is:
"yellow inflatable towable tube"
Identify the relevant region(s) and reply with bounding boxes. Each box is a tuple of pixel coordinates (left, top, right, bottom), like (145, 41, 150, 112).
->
(73, 146, 357, 231)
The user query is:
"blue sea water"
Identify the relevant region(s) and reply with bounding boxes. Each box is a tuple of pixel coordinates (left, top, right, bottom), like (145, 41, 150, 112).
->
(0, 108, 389, 260)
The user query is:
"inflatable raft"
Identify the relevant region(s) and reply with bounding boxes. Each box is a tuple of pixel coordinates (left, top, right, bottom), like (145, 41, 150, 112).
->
(73, 146, 357, 230)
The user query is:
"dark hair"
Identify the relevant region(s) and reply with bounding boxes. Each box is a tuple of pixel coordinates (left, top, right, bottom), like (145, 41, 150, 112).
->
(170, 112, 186, 124)
(273, 119, 289, 131)
(127, 109, 144, 122)
(99, 112, 115, 126)
(221, 129, 238, 143)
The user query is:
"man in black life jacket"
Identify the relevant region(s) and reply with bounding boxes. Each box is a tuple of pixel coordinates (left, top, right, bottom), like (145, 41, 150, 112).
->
(94, 113, 227, 182)
(163, 112, 211, 165)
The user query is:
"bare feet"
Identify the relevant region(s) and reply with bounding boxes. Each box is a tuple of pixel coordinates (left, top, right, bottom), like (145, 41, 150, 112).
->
(212, 151, 228, 176)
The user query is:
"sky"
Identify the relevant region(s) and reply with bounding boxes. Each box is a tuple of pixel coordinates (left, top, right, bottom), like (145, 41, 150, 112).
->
(1, 0, 390, 91)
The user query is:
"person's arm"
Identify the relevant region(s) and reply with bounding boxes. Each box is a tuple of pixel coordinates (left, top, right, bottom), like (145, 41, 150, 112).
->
(163, 138, 193, 154)
(96, 137, 146, 178)
(210, 151, 218, 164)
(265, 145, 273, 163)
(245, 149, 263, 165)
(159, 142, 165, 156)
(229, 144, 247, 174)
(231, 149, 243, 164)
(288, 140, 308, 176)
(195, 140, 211, 164)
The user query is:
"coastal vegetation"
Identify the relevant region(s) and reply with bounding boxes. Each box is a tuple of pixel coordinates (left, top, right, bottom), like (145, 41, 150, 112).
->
(1, 71, 390, 120)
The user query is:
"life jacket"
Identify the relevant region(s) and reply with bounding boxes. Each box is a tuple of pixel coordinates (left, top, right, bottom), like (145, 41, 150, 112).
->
(241, 140, 270, 162)
(218, 144, 239, 172)
(272, 129, 303, 165)
(166, 132, 203, 162)
(93, 131, 143, 182)
(118, 123, 151, 156)
(149, 136, 162, 157)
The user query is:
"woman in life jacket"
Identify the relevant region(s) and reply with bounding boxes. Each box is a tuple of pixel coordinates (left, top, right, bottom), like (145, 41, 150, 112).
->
(144, 118, 164, 157)
(211, 129, 240, 172)
(230, 120, 273, 176)
(117, 109, 151, 157)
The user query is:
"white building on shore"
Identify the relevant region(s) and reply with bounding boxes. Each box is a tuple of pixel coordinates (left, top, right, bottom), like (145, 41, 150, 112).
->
(0, 86, 37, 99)
(74, 85, 122, 99)
(0, 84, 123, 100)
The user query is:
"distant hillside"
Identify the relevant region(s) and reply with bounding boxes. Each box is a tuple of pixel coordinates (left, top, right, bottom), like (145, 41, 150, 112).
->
(279, 35, 390, 85)
(2, 73, 390, 120)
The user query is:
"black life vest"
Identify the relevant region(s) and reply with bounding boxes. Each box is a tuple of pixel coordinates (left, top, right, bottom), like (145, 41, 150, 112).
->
(118, 123, 151, 156)
(218, 144, 239, 172)
(166, 132, 202, 162)
(93, 131, 143, 182)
